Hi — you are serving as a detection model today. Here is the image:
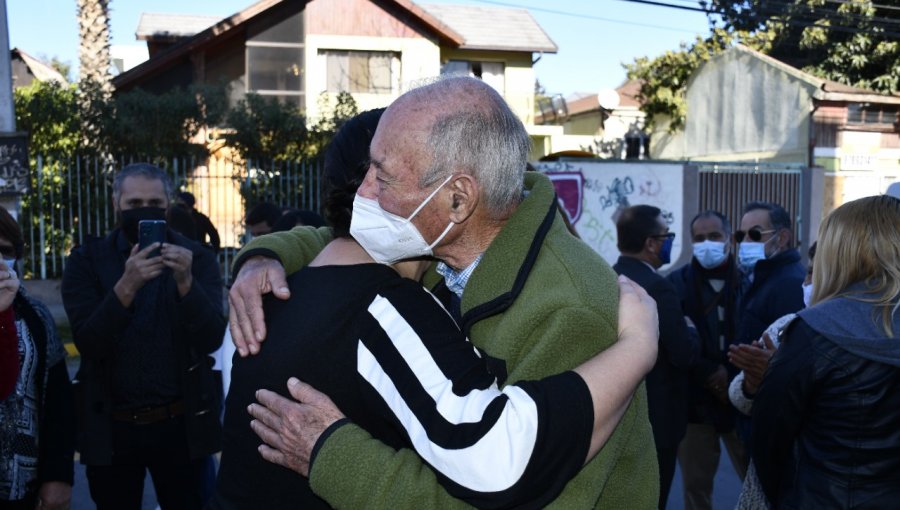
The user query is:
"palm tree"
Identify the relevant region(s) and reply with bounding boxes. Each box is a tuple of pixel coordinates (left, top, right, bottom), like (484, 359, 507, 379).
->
(76, 0, 112, 150)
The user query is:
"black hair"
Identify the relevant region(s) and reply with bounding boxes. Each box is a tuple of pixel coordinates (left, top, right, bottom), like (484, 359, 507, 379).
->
(178, 191, 196, 208)
(690, 210, 731, 236)
(743, 201, 791, 231)
(0, 206, 24, 258)
(272, 209, 326, 232)
(616, 205, 663, 253)
(166, 205, 198, 241)
(322, 108, 385, 237)
(246, 202, 282, 228)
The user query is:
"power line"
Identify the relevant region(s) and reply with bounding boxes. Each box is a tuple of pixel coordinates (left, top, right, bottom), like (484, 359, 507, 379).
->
(618, 0, 900, 38)
(824, 0, 900, 13)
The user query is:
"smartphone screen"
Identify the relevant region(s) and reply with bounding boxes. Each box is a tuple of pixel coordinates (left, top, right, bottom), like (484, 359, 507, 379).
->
(139, 220, 167, 257)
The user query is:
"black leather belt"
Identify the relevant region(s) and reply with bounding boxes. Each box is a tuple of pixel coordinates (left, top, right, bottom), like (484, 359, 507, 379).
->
(112, 400, 185, 425)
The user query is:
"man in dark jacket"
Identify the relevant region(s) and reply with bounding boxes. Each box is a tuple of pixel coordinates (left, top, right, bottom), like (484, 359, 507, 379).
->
(62, 163, 226, 509)
(732, 201, 806, 445)
(614, 204, 700, 510)
(667, 210, 748, 510)
(734, 201, 806, 346)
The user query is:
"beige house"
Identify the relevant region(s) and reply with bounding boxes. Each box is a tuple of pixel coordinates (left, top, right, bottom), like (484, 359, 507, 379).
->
(114, 0, 557, 156)
(652, 45, 900, 210)
(534, 80, 647, 158)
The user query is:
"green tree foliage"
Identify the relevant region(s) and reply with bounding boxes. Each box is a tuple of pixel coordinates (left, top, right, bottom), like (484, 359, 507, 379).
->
(704, 0, 900, 93)
(225, 94, 309, 162)
(628, 0, 899, 130)
(14, 81, 80, 157)
(107, 84, 228, 160)
(225, 91, 359, 162)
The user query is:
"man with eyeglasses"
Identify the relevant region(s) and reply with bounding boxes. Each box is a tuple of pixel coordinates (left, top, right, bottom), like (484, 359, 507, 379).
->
(733, 201, 806, 348)
(614, 205, 700, 510)
(667, 210, 749, 510)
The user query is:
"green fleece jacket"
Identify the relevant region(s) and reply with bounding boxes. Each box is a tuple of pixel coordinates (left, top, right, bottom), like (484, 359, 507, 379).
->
(233, 172, 658, 509)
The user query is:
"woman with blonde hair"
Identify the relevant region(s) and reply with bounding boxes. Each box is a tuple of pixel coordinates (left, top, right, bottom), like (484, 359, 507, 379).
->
(751, 194, 900, 508)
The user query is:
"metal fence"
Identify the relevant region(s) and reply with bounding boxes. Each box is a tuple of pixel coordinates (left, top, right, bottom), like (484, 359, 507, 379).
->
(21, 154, 324, 283)
(696, 161, 804, 242)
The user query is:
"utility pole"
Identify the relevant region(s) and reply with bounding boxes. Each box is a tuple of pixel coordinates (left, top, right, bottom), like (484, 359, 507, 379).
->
(0, 0, 23, 218)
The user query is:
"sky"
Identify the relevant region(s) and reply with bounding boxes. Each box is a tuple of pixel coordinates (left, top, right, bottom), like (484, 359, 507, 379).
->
(7, 0, 712, 97)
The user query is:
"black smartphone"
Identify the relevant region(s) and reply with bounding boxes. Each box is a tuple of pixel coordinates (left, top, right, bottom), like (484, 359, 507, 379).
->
(139, 220, 167, 257)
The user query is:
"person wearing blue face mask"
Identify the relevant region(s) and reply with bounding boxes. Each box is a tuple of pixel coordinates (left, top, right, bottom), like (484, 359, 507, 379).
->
(613, 204, 700, 510)
(733, 202, 806, 348)
(730, 201, 806, 450)
(667, 210, 748, 510)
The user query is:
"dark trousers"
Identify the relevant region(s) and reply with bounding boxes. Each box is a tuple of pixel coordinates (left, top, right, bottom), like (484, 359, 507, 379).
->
(0, 494, 37, 510)
(657, 445, 678, 510)
(86, 414, 205, 510)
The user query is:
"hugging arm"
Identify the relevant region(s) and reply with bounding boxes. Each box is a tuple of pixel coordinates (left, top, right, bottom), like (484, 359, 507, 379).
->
(251, 276, 658, 509)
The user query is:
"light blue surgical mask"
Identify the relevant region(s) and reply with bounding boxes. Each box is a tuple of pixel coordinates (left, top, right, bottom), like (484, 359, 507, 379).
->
(692, 241, 727, 269)
(738, 242, 766, 273)
(3, 258, 16, 279)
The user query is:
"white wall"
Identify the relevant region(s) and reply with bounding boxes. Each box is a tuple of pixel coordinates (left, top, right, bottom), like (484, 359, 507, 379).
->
(533, 160, 689, 270)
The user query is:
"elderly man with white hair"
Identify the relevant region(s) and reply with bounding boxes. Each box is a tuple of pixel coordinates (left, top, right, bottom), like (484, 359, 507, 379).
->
(228, 77, 659, 509)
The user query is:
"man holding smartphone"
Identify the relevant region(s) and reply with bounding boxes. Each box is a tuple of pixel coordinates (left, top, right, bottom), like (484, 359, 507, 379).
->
(61, 163, 226, 509)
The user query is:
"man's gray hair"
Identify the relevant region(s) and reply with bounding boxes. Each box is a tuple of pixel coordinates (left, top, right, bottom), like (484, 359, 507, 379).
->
(417, 77, 531, 218)
(112, 163, 174, 205)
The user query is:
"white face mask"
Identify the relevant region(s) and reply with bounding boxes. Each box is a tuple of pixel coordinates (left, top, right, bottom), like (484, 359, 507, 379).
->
(692, 241, 727, 269)
(802, 282, 813, 308)
(738, 242, 766, 273)
(350, 175, 454, 265)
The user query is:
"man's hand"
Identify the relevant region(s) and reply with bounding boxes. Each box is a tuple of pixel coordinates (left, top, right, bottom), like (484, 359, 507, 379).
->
(161, 243, 193, 297)
(113, 243, 165, 307)
(36, 480, 72, 510)
(228, 256, 290, 356)
(616, 275, 658, 373)
(728, 333, 777, 395)
(248, 377, 346, 477)
(704, 364, 729, 404)
(0, 259, 20, 312)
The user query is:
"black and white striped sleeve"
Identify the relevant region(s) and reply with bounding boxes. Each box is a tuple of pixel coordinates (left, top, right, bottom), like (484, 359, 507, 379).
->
(355, 281, 593, 509)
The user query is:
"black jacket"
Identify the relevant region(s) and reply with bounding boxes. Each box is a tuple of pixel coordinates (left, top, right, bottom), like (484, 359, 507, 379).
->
(667, 256, 741, 431)
(752, 315, 900, 509)
(61, 229, 226, 465)
(614, 256, 699, 449)
(735, 249, 805, 346)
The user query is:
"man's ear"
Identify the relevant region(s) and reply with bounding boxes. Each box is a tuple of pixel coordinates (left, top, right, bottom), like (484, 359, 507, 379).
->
(642, 235, 657, 256)
(447, 174, 479, 224)
(777, 228, 792, 249)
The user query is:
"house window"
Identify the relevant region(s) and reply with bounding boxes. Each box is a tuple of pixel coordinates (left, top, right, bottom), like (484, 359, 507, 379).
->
(246, 11, 305, 107)
(847, 103, 898, 126)
(322, 50, 399, 94)
(441, 60, 504, 95)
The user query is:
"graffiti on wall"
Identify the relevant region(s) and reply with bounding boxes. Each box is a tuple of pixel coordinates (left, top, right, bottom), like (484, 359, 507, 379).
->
(538, 161, 686, 268)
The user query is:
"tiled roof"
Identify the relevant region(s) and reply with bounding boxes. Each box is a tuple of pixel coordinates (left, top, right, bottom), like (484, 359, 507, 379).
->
(136, 12, 222, 40)
(421, 3, 557, 53)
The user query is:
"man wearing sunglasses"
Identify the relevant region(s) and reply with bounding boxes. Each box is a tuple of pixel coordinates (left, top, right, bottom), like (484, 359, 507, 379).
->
(613, 205, 700, 509)
(733, 201, 806, 348)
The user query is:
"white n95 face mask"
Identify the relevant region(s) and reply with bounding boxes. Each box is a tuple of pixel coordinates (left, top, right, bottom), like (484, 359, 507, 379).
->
(692, 241, 727, 269)
(350, 175, 454, 264)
